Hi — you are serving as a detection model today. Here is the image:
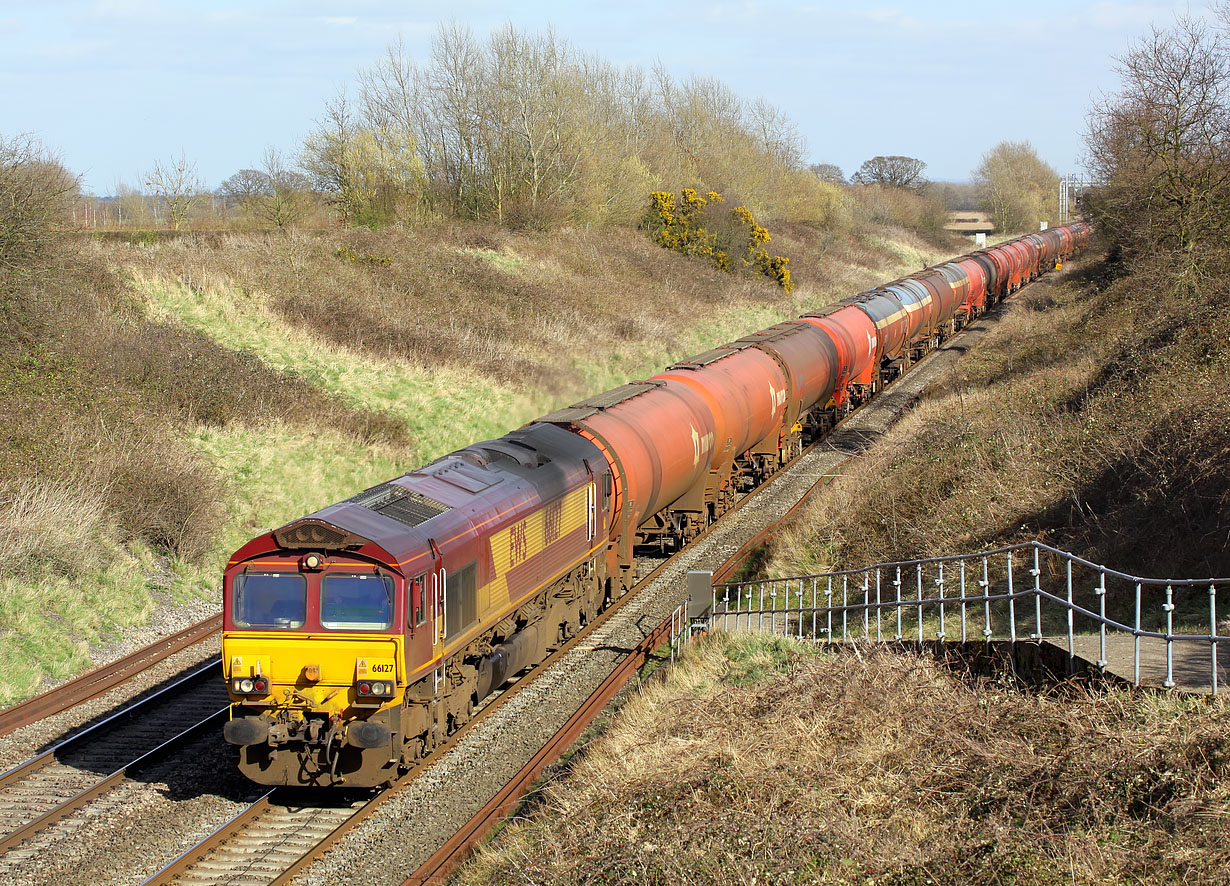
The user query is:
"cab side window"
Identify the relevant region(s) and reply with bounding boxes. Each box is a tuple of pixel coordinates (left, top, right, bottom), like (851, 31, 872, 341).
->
(410, 574, 428, 628)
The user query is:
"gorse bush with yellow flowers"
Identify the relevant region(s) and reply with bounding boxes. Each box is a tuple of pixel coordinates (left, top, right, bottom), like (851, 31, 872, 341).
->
(645, 189, 794, 292)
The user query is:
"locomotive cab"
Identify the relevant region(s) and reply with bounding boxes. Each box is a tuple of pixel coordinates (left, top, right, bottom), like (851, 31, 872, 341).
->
(222, 524, 432, 787)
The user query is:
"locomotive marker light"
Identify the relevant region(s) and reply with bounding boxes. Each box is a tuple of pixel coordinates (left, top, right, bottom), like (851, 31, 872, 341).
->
(232, 676, 268, 695)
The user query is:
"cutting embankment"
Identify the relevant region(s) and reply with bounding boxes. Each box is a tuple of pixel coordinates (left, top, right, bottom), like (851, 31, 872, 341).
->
(0, 219, 949, 705)
(455, 246, 1230, 885)
(459, 633, 1230, 885)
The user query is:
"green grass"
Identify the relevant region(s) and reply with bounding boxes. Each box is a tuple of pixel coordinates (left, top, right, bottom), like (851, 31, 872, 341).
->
(0, 540, 161, 705)
(130, 271, 549, 461)
(0, 223, 970, 707)
(185, 422, 409, 559)
(458, 246, 527, 272)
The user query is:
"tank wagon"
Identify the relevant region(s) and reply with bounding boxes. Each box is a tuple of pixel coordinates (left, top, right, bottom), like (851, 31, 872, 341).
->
(222, 222, 1091, 786)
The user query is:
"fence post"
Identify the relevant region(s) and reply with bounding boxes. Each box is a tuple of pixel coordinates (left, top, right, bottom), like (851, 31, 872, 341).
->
(981, 557, 993, 644)
(1031, 546, 1043, 642)
(1130, 580, 1138, 682)
(1211, 584, 1219, 697)
(1163, 584, 1176, 689)
(876, 569, 883, 641)
(826, 578, 833, 645)
(842, 575, 849, 642)
(959, 561, 967, 644)
(916, 564, 924, 645)
(1007, 552, 1017, 644)
(1066, 559, 1074, 675)
(895, 567, 903, 641)
(863, 573, 871, 640)
(936, 562, 946, 641)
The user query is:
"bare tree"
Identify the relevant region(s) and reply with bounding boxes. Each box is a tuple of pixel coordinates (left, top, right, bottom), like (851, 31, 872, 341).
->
(301, 90, 369, 223)
(218, 168, 272, 213)
(1086, 12, 1230, 288)
(144, 152, 203, 230)
(0, 133, 78, 273)
(254, 148, 311, 228)
(852, 155, 928, 190)
(810, 163, 845, 184)
(972, 141, 1059, 233)
(302, 24, 822, 229)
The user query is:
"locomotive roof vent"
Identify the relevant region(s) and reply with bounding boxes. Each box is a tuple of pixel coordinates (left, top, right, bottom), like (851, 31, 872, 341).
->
(477, 439, 550, 469)
(348, 481, 452, 528)
(275, 519, 362, 550)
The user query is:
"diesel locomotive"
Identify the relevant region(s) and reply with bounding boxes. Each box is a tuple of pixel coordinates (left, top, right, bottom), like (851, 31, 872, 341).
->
(221, 222, 1091, 786)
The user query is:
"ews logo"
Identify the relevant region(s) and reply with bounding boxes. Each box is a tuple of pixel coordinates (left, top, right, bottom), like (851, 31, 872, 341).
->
(543, 500, 562, 545)
(509, 521, 529, 569)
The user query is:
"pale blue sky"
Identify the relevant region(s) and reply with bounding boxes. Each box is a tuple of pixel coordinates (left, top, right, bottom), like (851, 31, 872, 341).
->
(0, 1, 1213, 193)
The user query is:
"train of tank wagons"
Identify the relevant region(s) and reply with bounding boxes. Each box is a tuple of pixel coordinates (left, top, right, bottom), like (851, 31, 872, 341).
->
(220, 221, 1092, 786)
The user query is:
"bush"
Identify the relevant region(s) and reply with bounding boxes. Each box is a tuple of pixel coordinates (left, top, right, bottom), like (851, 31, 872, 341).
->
(644, 189, 795, 292)
(847, 183, 952, 245)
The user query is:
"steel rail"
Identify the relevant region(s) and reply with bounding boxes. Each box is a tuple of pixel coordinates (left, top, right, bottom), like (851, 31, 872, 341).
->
(0, 660, 220, 791)
(396, 268, 1060, 885)
(144, 413, 821, 886)
(0, 706, 230, 855)
(0, 614, 222, 738)
(405, 613, 677, 886)
(141, 261, 1074, 884)
(137, 791, 277, 886)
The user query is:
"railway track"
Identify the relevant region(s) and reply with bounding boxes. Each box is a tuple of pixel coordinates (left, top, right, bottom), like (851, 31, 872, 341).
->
(140, 546, 710, 885)
(402, 293, 1029, 885)
(0, 616, 222, 739)
(137, 386, 848, 885)
(0, 662, 227, 869)
(0, 269, 1054, 886)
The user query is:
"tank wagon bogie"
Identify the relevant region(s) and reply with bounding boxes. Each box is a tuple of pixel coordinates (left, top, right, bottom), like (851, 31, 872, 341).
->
(221, 222, 1091, 787)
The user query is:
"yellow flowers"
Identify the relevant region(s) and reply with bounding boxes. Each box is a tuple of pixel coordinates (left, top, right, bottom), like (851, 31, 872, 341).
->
(334, 246, 393, 267)
(642, 189, 794, 292)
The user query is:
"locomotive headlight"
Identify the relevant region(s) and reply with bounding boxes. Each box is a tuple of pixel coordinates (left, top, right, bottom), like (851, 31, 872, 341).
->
(239, 678, 255, 693)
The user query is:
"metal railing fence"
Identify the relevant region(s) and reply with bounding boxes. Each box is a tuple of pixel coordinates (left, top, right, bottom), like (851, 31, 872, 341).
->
(700, 542, 1230, 694)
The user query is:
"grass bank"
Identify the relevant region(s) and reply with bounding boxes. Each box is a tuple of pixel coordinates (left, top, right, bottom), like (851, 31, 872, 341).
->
(460, 632, 1230, 885)
(0, 219, 958, 704)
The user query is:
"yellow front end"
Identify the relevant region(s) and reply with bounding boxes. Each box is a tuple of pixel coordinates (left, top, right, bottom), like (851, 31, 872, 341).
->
(222, 631, 406, 787)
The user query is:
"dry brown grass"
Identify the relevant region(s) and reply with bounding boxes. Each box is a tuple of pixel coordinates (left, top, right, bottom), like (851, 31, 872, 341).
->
(460, 633, 1230, 886)
(109, 226, 792, 399)
(0, 479, 110, 578)
(106, 221, 959, 406)
(0, 238, 409, 563)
